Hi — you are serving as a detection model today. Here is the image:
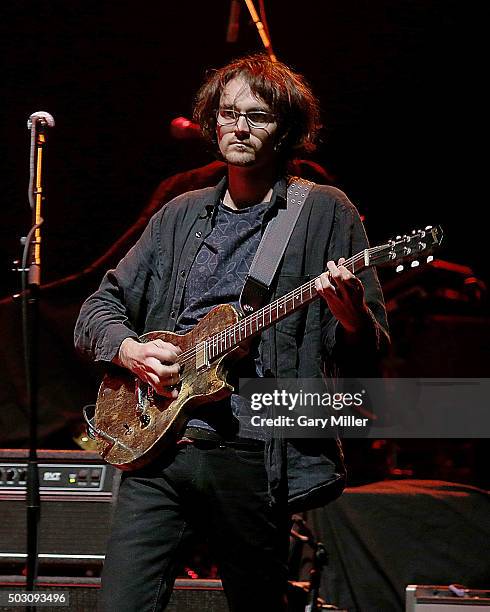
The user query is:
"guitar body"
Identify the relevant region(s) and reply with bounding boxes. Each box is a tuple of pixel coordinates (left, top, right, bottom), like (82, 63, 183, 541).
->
(94, 304, 240, 470)
(90, 225, 442, 470)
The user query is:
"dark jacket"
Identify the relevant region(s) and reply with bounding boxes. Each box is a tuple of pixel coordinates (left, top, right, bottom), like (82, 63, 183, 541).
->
(74, 177, 388, 511)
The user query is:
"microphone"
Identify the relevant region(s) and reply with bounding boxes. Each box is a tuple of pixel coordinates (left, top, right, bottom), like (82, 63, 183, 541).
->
(25, 110, 56, 285)
(27, 111, 55, 130)
(226, 0, 241, 43)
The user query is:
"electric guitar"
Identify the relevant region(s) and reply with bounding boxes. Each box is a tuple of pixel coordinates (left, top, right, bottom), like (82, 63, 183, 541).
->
(89, 226, 443, 469)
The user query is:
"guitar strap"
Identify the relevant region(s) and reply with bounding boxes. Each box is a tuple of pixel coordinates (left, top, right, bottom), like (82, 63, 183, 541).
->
(239, 176, 314, 314)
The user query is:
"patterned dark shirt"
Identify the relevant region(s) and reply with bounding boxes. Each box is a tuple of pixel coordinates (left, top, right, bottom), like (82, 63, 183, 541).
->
(175, 198, 271, 440)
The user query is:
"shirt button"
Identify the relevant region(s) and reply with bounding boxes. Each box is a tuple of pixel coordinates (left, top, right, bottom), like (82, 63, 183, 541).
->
(195, 231, 202, 238)
(180, 270, 186, 277)
(170, 311, 176, 318)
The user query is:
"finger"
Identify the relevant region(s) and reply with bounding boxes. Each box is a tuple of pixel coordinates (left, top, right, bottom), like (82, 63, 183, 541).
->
(337, 265, 355, 281)
(167, 370, 180, 385)
(160, 363, 181, 383)
(151, 345, 182, 362)
(147, 346, 182, 364)
(144, 358, 180, 380)
(141, 370, 164, 393)
(152, 339, 182, 354)
(325, 260, 344, 283)
(143, 372, 178, 398)
(315, 273, 336, 294)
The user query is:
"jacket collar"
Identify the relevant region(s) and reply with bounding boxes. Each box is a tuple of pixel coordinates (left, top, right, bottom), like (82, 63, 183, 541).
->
(204, 175, 288, 217)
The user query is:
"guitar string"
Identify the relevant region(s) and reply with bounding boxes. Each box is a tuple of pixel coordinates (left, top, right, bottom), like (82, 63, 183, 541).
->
(173, 232, 433, 366)
(175, 243, 398, 366)
(174, 245, 391, 367)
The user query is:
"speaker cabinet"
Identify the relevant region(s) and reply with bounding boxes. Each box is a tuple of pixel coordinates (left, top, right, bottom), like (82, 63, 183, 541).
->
(0, 450, 119, 574)
(0, 577, 228, 612)
(406, 585, 490, 611)
(0, 576, 100, 612)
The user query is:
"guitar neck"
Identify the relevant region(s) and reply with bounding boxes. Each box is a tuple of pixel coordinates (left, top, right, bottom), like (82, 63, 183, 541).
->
(205, 246, 384, 362)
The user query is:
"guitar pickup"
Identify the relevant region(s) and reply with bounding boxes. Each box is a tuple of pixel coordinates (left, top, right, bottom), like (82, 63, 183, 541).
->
(196, 340, 209, 370)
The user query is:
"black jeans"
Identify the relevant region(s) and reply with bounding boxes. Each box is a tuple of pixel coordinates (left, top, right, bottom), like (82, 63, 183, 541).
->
(100, 441, 289, 612)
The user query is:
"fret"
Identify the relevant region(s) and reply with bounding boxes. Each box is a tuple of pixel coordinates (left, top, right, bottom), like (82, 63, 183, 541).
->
(188, 228, 442, 371)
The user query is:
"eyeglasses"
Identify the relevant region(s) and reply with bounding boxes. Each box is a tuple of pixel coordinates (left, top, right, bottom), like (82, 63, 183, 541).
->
(216, 108, 276, 129)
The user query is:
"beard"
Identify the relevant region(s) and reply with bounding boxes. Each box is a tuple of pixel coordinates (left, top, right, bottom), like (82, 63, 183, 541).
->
(223, 147, 256, 166)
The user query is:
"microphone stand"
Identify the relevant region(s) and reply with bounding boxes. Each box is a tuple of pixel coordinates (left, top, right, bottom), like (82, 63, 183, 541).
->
(19, 112, 55, 596)
(291, 515, 330, 612)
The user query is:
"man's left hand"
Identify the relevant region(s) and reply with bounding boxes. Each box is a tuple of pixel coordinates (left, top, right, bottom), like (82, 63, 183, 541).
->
(314, 258, 370, 335)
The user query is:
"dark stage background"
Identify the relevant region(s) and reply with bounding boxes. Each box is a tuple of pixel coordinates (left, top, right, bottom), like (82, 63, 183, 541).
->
(1, 0, 483, 292)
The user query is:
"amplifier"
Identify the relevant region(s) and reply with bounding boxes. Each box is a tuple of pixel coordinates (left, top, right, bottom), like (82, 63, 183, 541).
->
(0, 450, 119, 574)
(0, 577, 228, 612)
(406, 585, 490, 611)
(0, 576, 100, 612)
(0, 577, 310, 612)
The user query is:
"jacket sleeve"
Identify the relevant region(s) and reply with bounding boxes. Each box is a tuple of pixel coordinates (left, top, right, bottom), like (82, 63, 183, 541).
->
(320, 190, 389, 376)
(73, 211, 163, 363)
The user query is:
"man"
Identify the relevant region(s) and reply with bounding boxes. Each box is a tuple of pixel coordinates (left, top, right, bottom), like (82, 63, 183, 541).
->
(75, 54, 388, 612)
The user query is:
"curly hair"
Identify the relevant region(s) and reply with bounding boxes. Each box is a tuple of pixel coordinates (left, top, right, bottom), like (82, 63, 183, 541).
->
(193, 54, 321, 160)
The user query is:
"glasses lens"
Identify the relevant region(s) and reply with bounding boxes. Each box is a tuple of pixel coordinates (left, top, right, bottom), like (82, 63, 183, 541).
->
(217, 109, 275, 127)
(246, 112, 274, 127)
(217, 109, 237, 125)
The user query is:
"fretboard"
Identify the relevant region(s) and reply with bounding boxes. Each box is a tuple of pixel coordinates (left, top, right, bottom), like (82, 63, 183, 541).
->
(205, 246, 378, 362)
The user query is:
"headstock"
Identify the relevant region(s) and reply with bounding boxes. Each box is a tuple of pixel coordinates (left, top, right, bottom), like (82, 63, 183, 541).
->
(369, 225, 443, 271)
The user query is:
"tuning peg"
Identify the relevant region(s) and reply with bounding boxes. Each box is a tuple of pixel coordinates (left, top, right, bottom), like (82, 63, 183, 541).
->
(396, 235, 402, 240)
(396, 265, 404, 273)
(11, 259, 20, 272)
(411, 260, 420, 267)
(425, 225, 433, 230)
(427, 255, 434, 263)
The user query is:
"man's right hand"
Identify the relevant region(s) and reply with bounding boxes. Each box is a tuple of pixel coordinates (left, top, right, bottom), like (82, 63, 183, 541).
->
(115, 337, 182, 399)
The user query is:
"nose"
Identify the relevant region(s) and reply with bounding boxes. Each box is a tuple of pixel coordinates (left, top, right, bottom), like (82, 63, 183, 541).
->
(235, 114, 250, 133)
